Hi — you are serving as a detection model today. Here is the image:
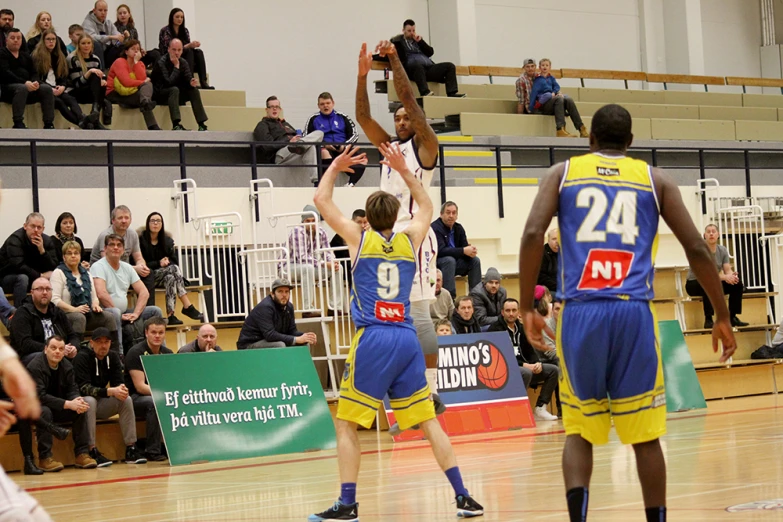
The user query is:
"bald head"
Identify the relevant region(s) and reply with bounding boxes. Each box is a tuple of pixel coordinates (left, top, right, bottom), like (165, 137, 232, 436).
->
(547, 228, 559, 252)
(31, 277, 52, 311)
(93, 1, 108, 22)
(197, 324, 218, 351)
(168, 38, 183, 61)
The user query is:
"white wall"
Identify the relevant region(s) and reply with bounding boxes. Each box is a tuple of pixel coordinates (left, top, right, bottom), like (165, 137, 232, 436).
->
(701, 0, 762, 81)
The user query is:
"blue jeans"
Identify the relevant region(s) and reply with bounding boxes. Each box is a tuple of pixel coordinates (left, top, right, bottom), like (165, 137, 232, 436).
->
(437, 256, 482, 299)
(0, 287, 15, 328)
(2, 274, 28, 308)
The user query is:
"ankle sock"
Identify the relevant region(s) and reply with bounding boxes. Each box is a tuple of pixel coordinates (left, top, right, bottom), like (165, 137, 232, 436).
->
(566, 487, 589, 522)
(445, 466, 468, 497)
(339, 482, 356, 505)
(645, 506, 666, 522)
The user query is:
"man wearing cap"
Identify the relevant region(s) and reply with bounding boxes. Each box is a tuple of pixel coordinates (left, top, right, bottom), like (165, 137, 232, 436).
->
(515, 58, 538, 115)
(470, 267, 507, 327)
(237, 279, 317, 349)
(72, 327, 146, 467)
(178, 324, 223, 353)
(286, 205, 344, 318)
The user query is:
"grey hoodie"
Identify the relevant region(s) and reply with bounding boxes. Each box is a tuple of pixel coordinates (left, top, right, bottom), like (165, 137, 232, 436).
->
(470, 280, 507, 327)
(82, 11, 121, 46)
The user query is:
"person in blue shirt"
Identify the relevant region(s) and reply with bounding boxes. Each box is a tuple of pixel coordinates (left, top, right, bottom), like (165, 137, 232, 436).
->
(304, 92, 365, 186)
(528, 58, 588, 138)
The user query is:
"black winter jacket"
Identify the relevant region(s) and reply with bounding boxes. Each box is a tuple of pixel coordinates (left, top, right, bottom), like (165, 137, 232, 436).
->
(10, 301, 80, 358)
(236, 295, 303, 349)
(26, 352, 79, 411)
(431, 218, 469, 261)
(0, 227, 57, 279)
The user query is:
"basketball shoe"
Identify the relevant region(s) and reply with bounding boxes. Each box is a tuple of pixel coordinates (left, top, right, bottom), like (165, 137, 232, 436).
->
(308, 500, 359, 521)
(456, 494, 484, 517)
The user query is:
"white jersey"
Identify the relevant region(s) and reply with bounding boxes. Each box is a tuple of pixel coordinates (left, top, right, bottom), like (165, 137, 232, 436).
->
(380, 137, 438, 302)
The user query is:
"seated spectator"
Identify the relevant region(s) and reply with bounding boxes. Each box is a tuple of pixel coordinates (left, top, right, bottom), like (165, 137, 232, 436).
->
(158, 8, 212, 89)
(68, 33, 112, 127)
(515, 58, 537, 114)
(10, 277, 80, 363)
(685, 224, 748, 328)
(237, 279, 316, 349)
(304, 92, 364, 186)
(115, 4, 159, 67)
(537, 228, 558, 293)
(82, 1, 125, 68)
(32, 28, 91, 128)
(138, 212, 202, 325)
(51, 212, 90, 267)
(431, 201, 481, 299)
(151, 38, 208, 131)
(488, 298, 558, 421)
(24, 335, 97, 471)
(390, 19, 464, 98)
(124, 317, 171, 461)
(0, 10, 27, 50)
(451, 296, 481, 334)
(287, 205, 344, 317)
(106, 39, 161, 131)
(50, 241, 118, 349)
(0, 290, 14, 329)
(0, 212, 57, 307)
(66, 24, 83, 54)
(91, 234, 163, 354)
(471, 267, 507, 327)
(90, 205, 154, 297)
(435, 318, 453, 336)
(26, 11, 68, 55)
(330, 209, 368, 288)
(73, 327, 146, 466)
(430, 269, 454, 324)
(178, 324, 222, 353)
(253, 96, 324, 183)
(0, 28, 56, 129)
(529, 58, 587, 138)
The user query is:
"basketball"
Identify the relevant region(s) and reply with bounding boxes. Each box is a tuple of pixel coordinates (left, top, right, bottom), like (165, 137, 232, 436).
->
(476, 344, 508, 390)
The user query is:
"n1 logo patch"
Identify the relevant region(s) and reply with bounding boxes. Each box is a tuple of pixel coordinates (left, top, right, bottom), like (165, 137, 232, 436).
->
(577, 249, 635, 290)
(375, 301, 405, 322)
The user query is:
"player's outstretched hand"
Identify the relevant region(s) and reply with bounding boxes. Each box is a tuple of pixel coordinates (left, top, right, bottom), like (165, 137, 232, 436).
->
(358, 42, 373, 76)
(331, 145, 367, 174)
(375, 40, 396, 58)
(713, 317, 736, 363)
(379, 142, 408, 174)
(521, 310, 548, 351)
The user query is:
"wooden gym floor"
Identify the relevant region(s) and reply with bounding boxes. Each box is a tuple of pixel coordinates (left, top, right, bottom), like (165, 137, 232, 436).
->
(11, 395, 783, 521)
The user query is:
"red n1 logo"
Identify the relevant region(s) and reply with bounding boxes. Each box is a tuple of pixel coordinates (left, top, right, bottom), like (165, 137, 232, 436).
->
(374, 301, 405, 322)
(577, 249, 635, 290)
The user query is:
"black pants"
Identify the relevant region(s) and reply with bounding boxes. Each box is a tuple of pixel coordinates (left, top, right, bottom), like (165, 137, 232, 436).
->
(406, 62, 458, 96)
(534, 95, 584, 131)
(30, 406, 89, 459)
(132, 394, 162, 455)
(155, 86, 208, 125)
(142, 49, 161, 68)
(0, 83, 55, 125)
(520, 363, 559, 408)
(106, 82, 158, 128)
(685, 278, 744, 318)
(54, 91, 85, 125)
(183, 48, 209, 87)
(71, 74, 112, 123)
(322, 147, 365, 185)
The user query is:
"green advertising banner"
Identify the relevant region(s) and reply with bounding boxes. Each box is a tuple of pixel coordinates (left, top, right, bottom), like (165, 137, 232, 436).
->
(142, 347, 336, 466)
(658, 320, 707, 412)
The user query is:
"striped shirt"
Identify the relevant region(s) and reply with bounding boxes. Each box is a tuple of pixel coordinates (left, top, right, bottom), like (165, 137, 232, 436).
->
(67, 53, 102, 91)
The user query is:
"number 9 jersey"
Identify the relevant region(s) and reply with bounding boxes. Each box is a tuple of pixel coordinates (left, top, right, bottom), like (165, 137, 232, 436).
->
(557, 152, 660, 302)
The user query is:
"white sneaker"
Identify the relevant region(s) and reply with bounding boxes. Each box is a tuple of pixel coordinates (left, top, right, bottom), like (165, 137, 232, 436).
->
(534, 405, 558, 421)
(344, 183, 355, 187)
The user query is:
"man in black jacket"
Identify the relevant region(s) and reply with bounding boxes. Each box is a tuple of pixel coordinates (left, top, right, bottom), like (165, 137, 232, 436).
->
(10, 277, 80, 363)
(537, 228, 559, 293)
(0, 212, 57, 307)
(0, 28, 55, 128)
(488, 298, 558, 421)
(236, 278, 316, 349)
(470, 267, 507, 327)
(151, 38, 208, 131)
(390, 20, 464, 98)
(431, 201, 481, 298)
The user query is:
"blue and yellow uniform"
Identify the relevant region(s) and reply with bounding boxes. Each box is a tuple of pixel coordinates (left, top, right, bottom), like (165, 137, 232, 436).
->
(336, 230, 436, 430)
(556, 152, 666, 445)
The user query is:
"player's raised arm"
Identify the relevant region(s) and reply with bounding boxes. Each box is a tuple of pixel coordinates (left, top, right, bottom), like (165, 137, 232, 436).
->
(356, 43, 393, 148)
(654, 168, 737, 362)
(380, 142, 432, 248)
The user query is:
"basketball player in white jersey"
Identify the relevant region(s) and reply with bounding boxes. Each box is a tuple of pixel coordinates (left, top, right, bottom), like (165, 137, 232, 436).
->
(356, 41, 444, 430)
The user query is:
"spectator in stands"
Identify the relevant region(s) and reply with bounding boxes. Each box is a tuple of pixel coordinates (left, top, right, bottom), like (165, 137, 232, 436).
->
(330, 209, 368, 288)
(0, 212, 57, 307)
(68, 33, 112, 127)
(435, 318, 453, 336)
(178, 324, 222, 353)
(253, 96, 324, 183)
(537, 228, 558, 293)
(66, 24, 83, 54)
(10, 277, 80, 363)
(82, 0, 125, 68)
(304, 92, 363, 186)
(73, 327, 146, 466)
(91, 234, 163, 354)
(0, 9, 26, 50)
(471, 267, 507, 327)
(0, 28, 56, 129)
(51, 212, 90, 267)
(430, 269, 454, 325)
(685, 224, 748, 329)
(151, 38, 208, 131)
(158, 8, 212, 89)
(51, 240, 118, 349)
(26, 12, 67, 55)
(115, 4, 159, 67)
(451, 296, 481, 334)
(25, 335, 97, 470)
(488, 298, 558, 421)
(287, 205, 343, 316)
(515, 58, 537, 114)
(391, 19, 464, 98)
(91, 205, 154, 297)
(138, 212, 202, 325)
(529, 58, 588, 138)
(0, 291, 14, 329)
(535, 286, 559, 364)
(106, 39, 161, 131)
(431, 201, 481, 299)
(124, 317, 170, 461)
(32, 29, 91, 129)
(237, 279, 316, 349)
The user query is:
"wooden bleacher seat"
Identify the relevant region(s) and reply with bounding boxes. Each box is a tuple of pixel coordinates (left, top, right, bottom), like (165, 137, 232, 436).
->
(371, 60, 470, 76)
(560, 68, 646, 89)
(646, 73, 726, 91)
(726, 76, 783, 94)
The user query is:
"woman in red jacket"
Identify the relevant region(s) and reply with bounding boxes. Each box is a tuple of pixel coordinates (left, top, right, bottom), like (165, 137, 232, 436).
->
(105, 39, 160, 130)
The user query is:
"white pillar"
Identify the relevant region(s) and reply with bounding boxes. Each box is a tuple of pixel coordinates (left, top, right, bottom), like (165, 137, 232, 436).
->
(427, 0, 477, 65)
(662, 0, 705, 83)
(638, 0, 667, 75)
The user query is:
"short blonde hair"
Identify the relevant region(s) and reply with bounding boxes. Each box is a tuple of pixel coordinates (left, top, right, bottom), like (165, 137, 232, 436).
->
(539, 58, 551, 66)
(61, 240, 81, 257)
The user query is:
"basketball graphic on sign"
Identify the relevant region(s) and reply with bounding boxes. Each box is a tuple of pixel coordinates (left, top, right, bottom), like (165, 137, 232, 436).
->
(476, 344, 508, 390)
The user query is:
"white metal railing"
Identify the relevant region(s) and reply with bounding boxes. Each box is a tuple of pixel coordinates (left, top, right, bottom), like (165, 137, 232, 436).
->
(715, 205, 768, 292)
(696, 178, 720, 231)
(171, 179, 203, 286)
(249, 178, 275, 250)
(760, 233, 783, 326)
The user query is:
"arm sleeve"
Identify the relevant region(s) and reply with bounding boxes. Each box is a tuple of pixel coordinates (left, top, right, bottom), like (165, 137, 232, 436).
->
(109, 353, 124, 388)
(41, 237, 58, 271)
(30, 362, 66, 410)
(50, 269, 65, 307)
(112, 61, 145, 87)
(419, 39, 435, 57)
(11, 311, 45, 358)
(529, 79, 540, 113)
(159, 28, 170, 52)
(303, 114, 316, 136)
(167, 237, 179, 266)
(257, 305, 296, 346)
(471, 294, 489, 326)
(552, 77, 561, 94)
(89, 275, 100, 308)
(4, 236, 40, 279)
(253, 121, 287, 157)
(433, 223, 463, 259)
(0, 54, 26, 84)
(73, 354, 108, 398)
